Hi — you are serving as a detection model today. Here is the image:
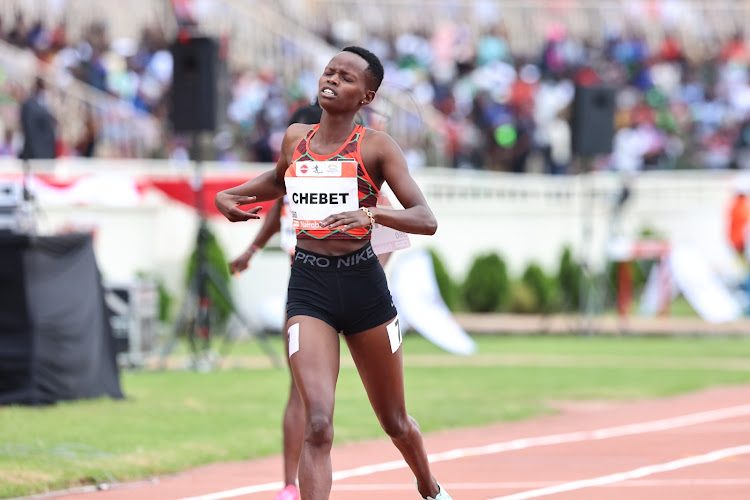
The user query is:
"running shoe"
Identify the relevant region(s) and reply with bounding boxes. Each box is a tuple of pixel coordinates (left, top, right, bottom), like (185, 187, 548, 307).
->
(274, 484, 300, 500)
(416, 479, 453, 500)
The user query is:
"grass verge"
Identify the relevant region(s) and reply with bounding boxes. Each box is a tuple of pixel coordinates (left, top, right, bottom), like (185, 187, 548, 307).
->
(2, 334, 750, 497)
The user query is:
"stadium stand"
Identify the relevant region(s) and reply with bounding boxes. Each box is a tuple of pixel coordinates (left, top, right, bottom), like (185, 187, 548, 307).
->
(1, 0, 750, 173)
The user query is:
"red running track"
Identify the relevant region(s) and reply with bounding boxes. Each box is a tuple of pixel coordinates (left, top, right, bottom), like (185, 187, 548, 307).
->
(45, 384, 750, 500)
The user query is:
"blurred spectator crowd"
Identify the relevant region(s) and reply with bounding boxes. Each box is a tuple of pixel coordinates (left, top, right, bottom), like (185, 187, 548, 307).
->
(3, 8, 750, 174)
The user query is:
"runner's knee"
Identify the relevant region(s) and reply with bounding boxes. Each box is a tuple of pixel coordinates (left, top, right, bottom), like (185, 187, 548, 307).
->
(305, 410, 334, 448)
(379, 411, 411, 440)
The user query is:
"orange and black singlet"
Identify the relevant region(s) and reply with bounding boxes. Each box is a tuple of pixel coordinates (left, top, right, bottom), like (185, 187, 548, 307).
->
(284, 124, 379, 240)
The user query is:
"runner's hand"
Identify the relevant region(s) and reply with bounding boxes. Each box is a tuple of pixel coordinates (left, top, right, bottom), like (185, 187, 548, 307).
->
(215, 192, 263, 222)
(229, 252, 252, 274)
(320, 209, 370, 231)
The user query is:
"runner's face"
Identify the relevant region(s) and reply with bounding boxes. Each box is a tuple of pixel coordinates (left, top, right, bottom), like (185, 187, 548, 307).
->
(318, 52, 370, 111)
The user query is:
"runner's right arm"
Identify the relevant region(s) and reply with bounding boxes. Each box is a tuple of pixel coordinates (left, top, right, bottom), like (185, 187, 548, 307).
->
(215, 124, 307, 222)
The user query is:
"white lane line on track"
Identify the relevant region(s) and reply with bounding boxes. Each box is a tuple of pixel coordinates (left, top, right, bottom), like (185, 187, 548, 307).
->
(331, 478, 750, 490)
(330, 482, 561, 491)
(330, 478, 750, 491)
(613, 478, 750, 487)
(486, 444, 750, 500)
(179, 404, 750, 500)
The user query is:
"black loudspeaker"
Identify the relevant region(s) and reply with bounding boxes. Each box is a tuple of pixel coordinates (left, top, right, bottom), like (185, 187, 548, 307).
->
(170, 36, 220, 132)
(571, 85, 615, 156)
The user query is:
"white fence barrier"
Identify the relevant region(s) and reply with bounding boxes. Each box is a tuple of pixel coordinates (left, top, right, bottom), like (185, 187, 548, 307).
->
(0, 158, 742, 325)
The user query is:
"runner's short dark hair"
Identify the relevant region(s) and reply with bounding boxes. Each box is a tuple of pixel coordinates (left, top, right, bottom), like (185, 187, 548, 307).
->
(342, 46, 384, 92)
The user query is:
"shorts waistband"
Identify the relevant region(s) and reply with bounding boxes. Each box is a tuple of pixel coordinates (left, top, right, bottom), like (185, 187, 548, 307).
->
(292, 242, 376, 270)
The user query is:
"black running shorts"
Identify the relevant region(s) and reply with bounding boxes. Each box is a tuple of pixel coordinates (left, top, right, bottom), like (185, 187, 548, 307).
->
(286, 242, 398, 335)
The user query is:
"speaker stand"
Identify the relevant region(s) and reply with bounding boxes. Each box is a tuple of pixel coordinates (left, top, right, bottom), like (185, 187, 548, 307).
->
(159, 133, 282, 371)
(576, 155, 608, 335)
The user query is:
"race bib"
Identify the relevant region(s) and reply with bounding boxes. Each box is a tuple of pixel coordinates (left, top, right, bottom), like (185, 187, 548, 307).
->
(285, 161, 359, 230)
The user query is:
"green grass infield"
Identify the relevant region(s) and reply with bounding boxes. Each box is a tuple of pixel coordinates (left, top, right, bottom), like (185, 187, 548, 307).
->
(2, 334, 750, 497)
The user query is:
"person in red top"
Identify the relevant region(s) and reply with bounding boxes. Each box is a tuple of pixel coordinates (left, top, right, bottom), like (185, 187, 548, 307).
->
(229, 98, 396, 500)
(728, 175, 750, 314)
(216, 47, 451, 500)
(228, 101, 321, 500)
(728, 180, 749, 257)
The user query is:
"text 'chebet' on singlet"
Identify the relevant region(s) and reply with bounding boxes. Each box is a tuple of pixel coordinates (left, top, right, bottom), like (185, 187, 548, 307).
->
(284, 124, 379, 240)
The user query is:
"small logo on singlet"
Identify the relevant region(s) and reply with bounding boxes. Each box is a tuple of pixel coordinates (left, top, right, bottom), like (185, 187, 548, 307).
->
(295, 161, 345, 176)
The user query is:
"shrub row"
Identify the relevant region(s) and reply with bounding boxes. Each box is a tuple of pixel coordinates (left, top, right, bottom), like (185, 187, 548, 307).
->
(430, 247, 652, 314)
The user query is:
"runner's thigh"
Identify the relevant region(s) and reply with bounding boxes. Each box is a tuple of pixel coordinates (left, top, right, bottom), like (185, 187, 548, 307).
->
(286, 315, 341, 411)
(345, 317, 405, 416)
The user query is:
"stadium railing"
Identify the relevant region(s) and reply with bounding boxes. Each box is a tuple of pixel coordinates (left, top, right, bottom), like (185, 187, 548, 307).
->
(195, 0, 448, 166)
(272, 0, 750, 55)
(0, 40, 163, 158)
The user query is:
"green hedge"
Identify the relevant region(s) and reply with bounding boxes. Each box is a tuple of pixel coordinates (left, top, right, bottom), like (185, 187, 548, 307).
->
(461, 252, 510, 313)
(557, 246, 582, 312)
(429, 249, 461, 311)
(424, 244, 678, 315)
(521, 262, 560, 313)
(508, 280, 538, 314)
